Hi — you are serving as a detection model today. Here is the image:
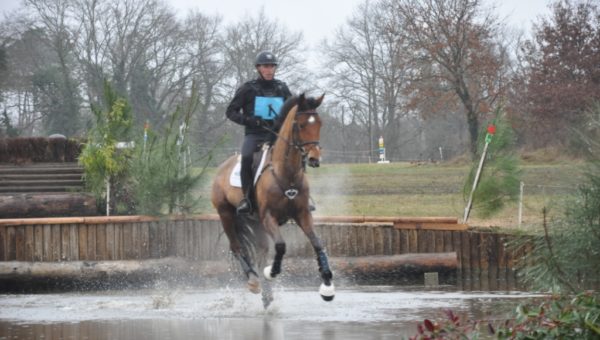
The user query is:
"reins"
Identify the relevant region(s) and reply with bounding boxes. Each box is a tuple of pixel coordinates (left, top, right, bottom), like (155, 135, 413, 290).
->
(261, 109, 320, 156)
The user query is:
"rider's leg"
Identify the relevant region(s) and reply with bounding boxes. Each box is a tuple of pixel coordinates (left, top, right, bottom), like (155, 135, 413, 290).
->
(237, 135, 257, 214)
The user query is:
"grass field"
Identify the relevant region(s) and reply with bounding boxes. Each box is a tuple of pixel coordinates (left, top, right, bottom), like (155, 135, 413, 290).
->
(196, 160, 586, 230)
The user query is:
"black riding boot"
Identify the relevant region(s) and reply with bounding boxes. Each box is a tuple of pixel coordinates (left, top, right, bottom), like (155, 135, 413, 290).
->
(237, 165, 253, 214)
(237, 190, 252, 214)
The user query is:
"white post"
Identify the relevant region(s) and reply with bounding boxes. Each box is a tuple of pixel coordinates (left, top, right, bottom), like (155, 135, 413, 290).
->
(463, 141, 490, 223)
(439, 146, 443, 161)
(518, 181, 524, 228)
(106, 176, 110, 216)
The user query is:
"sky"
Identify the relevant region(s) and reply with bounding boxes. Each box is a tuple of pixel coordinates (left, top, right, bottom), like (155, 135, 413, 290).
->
(1, 0, 553, 47)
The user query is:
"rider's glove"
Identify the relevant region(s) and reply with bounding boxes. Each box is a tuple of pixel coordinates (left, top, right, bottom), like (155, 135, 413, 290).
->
(245, 116, 266, 127)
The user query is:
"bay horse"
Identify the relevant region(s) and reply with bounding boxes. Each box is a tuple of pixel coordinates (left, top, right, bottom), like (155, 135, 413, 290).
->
(211, 93, 334, 307)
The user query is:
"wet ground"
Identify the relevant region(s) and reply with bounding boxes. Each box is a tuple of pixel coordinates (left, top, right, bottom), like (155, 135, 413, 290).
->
(0, 286, 540, 339)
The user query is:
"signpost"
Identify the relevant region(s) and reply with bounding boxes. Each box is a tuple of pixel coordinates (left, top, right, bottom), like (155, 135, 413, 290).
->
(377, 136, 390, 164)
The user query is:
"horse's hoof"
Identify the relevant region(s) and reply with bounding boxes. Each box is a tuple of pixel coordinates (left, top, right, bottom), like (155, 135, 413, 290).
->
(319, 282, 335, 302)
(263, 265, 274, 280)
(262, 294, 274, 309)
(247, 274, 261, 294)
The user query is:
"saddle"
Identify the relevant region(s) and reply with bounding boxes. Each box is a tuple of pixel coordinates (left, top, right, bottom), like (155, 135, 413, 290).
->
(229, 143, 270, 188)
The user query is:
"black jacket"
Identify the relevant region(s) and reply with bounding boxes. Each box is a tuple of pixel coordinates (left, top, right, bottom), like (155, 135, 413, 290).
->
(226, 78, 292, 135)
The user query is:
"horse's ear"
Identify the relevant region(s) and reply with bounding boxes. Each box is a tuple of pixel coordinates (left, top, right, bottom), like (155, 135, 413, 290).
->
(298, 93, 306, 105)
(315, 93, 325, 107)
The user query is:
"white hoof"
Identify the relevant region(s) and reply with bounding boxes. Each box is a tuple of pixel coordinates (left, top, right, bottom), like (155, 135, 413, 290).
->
(263, 265, 274, 280)
(319, 282, 335, 301)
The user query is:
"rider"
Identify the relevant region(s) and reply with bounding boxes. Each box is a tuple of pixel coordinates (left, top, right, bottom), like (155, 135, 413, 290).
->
(226, 51, 292, 214)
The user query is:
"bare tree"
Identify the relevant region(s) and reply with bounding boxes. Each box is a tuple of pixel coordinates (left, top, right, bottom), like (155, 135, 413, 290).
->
(323, 0, 412, 160)
(0, 15, 52, 136)
(73, 0, 181, 129)
(180, 10, 229, 148)
(393, 0, 509, 157)
(25, 0, 82, 136)
(222, 8, 305, 89)
(519, 0, 600, 149)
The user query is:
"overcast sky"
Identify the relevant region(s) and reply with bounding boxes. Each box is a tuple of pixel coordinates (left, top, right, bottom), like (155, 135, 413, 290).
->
(1, 0, 553, 47)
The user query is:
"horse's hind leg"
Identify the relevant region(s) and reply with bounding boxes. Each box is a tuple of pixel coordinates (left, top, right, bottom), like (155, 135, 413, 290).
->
(254, 226, 274, 308)
(217, 206, 261, 294)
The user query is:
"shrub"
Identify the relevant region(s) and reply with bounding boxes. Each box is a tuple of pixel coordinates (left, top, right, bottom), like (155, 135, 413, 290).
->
(410, 292, 600, 339)
(496, 292, 600, 339)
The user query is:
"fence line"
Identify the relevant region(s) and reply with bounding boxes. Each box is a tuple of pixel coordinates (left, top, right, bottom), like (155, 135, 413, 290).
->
(0, 216, 524, 290)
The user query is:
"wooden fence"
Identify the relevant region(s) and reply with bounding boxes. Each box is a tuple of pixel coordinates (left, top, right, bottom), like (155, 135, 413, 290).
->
(0, 215, 523, 290)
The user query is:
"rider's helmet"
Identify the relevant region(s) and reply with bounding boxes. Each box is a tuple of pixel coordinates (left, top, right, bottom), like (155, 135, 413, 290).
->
(255, 51, 278, 66)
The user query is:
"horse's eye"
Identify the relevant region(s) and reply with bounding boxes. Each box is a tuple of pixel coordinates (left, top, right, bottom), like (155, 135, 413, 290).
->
(308, 116, 316, 124)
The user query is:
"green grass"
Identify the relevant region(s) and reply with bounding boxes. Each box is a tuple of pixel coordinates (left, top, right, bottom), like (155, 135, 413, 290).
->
(194, 161, 586, 229)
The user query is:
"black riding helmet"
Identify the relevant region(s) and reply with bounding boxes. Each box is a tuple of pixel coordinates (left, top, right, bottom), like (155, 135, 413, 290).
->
(255, 51, 278, 66)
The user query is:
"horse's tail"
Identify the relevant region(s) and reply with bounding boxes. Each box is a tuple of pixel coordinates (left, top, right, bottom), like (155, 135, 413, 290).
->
(234, 214, 258, 263)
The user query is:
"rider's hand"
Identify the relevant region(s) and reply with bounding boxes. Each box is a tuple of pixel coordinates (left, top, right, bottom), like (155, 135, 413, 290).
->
(245, 116, 266, 127)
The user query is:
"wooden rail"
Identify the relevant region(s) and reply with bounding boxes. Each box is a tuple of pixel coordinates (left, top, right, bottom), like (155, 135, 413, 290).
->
(0, 215, 521, 290)
(0, 214, 466, 229)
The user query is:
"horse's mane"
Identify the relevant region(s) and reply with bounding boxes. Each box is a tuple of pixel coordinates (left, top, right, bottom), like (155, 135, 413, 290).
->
(273, 95, 300, 131)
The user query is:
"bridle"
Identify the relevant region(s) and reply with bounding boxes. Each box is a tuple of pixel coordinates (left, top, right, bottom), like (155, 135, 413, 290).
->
(261, 108, 321, 157)
(291, 109, 321, 156)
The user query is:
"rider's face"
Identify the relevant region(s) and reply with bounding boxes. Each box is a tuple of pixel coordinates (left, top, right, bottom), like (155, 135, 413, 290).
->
(257, 64, 276, 80)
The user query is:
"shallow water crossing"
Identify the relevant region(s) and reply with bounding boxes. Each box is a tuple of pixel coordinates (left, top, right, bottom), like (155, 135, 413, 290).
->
(0, 286, 540, 339)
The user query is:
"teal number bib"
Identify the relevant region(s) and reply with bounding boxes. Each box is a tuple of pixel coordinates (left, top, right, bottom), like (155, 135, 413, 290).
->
(254, 96, 283, 120)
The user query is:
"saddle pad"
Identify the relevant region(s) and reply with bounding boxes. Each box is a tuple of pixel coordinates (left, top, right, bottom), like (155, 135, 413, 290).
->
(229, 148, 269, 188)
(229, 157, 242, 188)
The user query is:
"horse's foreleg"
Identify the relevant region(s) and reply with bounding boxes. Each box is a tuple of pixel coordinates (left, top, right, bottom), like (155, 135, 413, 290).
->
(255, 227, 274, 309)
(295, 214, 335, 301)
(262, 212, 286, 280)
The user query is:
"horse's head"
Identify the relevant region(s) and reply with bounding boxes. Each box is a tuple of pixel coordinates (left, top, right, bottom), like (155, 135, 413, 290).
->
(293, 93, 324, 168)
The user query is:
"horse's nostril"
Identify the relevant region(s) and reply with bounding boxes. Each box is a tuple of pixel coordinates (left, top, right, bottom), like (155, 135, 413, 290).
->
(309, 158, 320, 168)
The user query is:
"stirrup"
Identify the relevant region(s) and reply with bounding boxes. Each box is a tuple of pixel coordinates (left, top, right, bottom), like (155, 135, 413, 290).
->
(237, 198, 252, 214)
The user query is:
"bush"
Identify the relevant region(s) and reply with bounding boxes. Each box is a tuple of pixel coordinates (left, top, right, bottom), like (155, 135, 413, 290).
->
(410, 292, 600, 339)
(79, 80, 211, 215)
(513, 103, 600, 293)
(496, 292, 600, 339)
(79, 81, 133, 212)
(127, 106, 209, 215)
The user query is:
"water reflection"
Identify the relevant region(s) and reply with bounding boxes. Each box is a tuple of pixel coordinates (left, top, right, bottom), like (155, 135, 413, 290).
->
(0, 287, 539, 340)
(0, 319, 414, 340)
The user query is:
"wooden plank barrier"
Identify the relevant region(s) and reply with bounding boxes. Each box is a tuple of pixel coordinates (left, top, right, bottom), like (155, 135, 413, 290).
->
(0, 215, 522, 290)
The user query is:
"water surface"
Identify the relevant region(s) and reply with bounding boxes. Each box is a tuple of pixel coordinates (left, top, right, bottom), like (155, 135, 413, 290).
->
(0, 286, 539, 339)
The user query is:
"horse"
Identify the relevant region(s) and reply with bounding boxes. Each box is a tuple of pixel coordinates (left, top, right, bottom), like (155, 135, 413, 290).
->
(211, 93, 334, 308)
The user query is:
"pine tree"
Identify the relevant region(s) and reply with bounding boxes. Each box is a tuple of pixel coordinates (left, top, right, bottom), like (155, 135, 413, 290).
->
(516, 103, 600, 292)
(127, 85, 212, 215)
(79, 80, 133, 214)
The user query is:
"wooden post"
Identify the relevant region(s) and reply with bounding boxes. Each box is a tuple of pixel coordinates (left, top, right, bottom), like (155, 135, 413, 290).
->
(105, 176, 110, 216)
(518, 181, 524, 228)
(463, 140, 490, 223)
